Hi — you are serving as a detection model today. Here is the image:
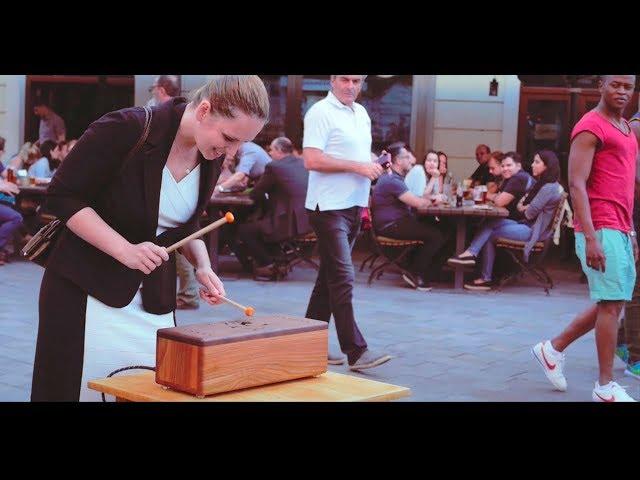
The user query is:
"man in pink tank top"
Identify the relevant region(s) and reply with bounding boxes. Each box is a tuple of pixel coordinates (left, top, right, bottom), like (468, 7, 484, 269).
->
(532, 75, 639, 402)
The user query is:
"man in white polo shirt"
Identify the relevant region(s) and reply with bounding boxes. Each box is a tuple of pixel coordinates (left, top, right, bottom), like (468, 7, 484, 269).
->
(303, 75, 392, 371)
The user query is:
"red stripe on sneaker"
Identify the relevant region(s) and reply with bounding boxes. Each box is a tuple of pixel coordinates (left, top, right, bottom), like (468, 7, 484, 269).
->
(594, 391, 615, 402)
(540, 345, 556, 370)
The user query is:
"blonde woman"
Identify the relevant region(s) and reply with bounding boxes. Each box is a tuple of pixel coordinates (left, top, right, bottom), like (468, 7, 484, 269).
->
(31, 76, 270, 401)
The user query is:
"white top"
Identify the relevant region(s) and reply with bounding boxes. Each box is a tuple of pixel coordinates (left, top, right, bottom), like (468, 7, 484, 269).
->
(405, 165, 427, 197)
(79, 164, 202, 401)
(303, 91, 372, 211)
(156, 164, 201, 236)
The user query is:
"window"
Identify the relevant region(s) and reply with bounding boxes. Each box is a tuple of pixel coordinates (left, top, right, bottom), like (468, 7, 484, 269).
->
(360, 75, 413, 153)
(300, 75, 414, 154)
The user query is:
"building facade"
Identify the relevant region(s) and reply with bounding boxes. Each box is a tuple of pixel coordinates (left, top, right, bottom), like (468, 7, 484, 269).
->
(2, 75, 638, 184)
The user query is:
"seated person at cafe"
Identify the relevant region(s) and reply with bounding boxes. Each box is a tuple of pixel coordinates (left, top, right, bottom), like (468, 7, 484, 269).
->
(215, 141, 271, 192)
(501, 151, 534, 196)
(504, 151, 534, 190)
(0, 137, 24, 266)
(463, 150, 562, 291)
(448, 149, 535, 268)
(5, 142, 40, 172)
(471, 144, 495, 186)
(438, 151, 448, 181)
(215, 154, 236, 186)
(0, 179, 23, 265)
(405, 149, 447, 200)
(233, 137, 311, 278)
(371, 142, 449, 291)
(28, 140, 61, 182)
(485, 151, 505, 200)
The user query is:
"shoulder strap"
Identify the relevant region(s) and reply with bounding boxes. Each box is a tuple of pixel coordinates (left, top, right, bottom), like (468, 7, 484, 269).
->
(118, 106, 152, 177)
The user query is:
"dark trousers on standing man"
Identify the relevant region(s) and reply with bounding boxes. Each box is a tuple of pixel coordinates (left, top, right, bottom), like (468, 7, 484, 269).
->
(305, 206, 367, 365)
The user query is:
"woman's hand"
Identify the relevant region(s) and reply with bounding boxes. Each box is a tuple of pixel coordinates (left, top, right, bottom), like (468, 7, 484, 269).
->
(117, 242, 169, 274)
(195, 266, 226, 306)
(426, 165, 440, 178)
(517, 194, 529, 213)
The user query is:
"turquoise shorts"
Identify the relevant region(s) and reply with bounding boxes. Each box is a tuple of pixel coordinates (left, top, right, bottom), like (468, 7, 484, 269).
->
(575, 229, 636, 302)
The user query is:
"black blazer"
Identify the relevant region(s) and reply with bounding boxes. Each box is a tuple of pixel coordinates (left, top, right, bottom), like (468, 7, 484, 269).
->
(249, 155, 311, 242)
(44, 98, 221, 314)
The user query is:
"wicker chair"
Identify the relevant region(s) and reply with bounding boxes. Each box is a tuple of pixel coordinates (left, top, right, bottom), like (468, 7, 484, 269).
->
(494, 192, 568, 295)
(270, 232, 319, 280)
(367, 207, 424, 286)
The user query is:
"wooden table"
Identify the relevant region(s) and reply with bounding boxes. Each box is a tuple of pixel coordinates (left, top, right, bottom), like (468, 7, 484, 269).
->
(416, 204, 509, 289)
(17, 185, 48, 195)
(88, 370, 410, 402)
(206, 192, 255, 271)
(15, 185, 48, 216)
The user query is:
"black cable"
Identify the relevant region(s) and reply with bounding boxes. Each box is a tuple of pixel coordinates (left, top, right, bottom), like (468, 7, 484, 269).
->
(101, 365, 155, 402)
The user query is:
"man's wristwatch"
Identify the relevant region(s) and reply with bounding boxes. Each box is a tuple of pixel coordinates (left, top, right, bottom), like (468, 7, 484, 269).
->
(630, 231, 637, 238)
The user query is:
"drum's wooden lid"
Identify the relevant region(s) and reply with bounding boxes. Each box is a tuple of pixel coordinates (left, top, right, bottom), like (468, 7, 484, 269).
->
(157, 315, 327, 347)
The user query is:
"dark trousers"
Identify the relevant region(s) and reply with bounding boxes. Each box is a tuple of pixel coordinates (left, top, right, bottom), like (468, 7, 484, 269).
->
(32, 268, 87, 401)
(305, 207, 367, 364)
(379, 215, 448, 282)
(0, 203, 22, 250)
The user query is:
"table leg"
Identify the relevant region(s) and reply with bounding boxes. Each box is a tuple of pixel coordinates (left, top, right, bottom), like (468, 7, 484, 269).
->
(208, 229, 220, 273)
(454, 217, 467, 290)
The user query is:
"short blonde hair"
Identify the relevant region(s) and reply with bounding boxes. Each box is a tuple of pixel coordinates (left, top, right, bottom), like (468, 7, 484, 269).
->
(189, 75, 270, 121)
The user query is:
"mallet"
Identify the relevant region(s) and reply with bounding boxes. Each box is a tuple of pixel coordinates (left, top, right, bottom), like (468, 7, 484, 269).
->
(166, 212, 234, 254)
(219, 296, 255, 317)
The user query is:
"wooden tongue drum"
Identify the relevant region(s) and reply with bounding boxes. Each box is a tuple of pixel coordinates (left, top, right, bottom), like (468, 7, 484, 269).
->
(156, 315, 328, 397)
(158, 212, 327, 398)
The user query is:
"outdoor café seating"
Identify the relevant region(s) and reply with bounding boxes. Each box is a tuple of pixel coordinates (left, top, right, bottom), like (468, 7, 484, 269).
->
(495, 192, 569, 295)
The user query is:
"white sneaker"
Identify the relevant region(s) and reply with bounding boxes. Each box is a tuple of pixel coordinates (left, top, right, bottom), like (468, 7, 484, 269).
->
(532, 341, 567, 391)
(592, 381, 637, 402)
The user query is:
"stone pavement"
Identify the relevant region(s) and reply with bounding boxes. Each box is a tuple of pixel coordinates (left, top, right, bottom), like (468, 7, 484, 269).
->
(1, 253, 637, 402)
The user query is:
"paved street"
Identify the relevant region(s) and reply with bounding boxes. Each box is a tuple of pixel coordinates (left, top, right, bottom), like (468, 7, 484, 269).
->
(1, 253, 637, 402)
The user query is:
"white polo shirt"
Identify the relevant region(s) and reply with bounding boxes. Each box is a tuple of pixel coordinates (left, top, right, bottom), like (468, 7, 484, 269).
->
(303, 90, 372, 211)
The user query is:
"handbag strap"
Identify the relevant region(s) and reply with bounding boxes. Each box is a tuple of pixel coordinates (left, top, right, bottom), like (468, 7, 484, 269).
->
(117, 105, 152, 177)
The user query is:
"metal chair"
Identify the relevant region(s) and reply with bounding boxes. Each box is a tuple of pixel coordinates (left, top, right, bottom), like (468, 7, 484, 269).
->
(367, 207, 424, 286)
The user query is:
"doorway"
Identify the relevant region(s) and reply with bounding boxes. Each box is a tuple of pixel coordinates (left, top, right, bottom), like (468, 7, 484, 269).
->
(25, 75, 135, 142)
(517, 86, 639, 186)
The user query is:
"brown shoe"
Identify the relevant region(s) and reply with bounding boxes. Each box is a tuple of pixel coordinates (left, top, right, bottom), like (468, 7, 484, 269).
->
(176, 298, 200, 310)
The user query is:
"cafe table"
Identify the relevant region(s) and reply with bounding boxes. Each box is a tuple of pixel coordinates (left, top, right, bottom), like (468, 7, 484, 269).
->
(415, 203, 509, 289)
